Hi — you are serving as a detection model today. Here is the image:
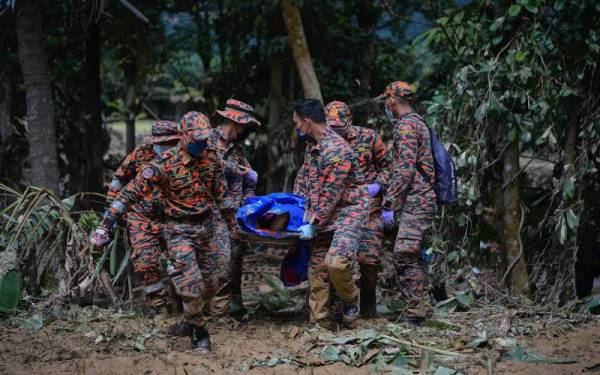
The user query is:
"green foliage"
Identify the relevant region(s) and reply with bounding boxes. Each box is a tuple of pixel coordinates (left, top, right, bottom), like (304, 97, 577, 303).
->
(0, 271, 22, 314)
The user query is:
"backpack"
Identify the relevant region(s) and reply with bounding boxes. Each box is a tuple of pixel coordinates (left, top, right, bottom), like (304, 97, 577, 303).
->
(428, 126, 458, 205)
(408, 113, 458, 205)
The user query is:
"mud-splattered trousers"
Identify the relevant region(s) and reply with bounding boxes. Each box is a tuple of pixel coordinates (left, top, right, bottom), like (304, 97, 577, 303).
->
(293, 127, 369, 326)
(341, 126, 392, 316)
(208, 128, 256, 315)
(382, 112, 437, 314)
(106, 144, 170, 308)
(106, 146, 234, 327)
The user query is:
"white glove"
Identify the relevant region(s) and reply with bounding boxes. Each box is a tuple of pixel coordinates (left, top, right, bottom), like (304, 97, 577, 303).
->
(90, 224, 112, 247)
(298, 224, 316, 240)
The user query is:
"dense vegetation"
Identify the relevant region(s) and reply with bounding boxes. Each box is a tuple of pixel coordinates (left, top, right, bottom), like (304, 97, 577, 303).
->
(1, 0, 599, 312)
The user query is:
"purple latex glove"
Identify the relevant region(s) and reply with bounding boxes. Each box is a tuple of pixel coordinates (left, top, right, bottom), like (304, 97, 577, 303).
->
(246, 169, 258, 184)
(381, 210, 394, 226)
(367, 183, 381, 198)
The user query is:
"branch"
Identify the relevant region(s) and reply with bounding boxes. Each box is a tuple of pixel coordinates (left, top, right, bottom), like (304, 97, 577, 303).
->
(118, 0, 149, 23)
(379, 335, 467, 358)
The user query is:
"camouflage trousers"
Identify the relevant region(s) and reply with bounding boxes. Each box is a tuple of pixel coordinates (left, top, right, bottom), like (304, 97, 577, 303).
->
(127, 212, 167, 309)
(164, 217, 220, 328)
(209, 220, 243, 316)
(308, 226, 359, 327)
(356, 209, 383, 317)
(393, 210, 434, 316)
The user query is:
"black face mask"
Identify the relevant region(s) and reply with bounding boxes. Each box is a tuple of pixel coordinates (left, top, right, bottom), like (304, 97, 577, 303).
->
(236, 126, 256, 142)
(186, 140, 207, 158)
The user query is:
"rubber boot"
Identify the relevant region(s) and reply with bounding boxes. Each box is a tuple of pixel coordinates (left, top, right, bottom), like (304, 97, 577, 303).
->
(394, 251, 431, 325)
(342, 299, 360, 329)
(168, 321, 191, 337)
(190, 325, 211, 352)
(359, 264, 378, 319)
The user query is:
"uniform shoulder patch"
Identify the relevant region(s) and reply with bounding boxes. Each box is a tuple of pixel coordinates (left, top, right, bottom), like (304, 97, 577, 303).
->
(329, 156, 343, 164)
(399, 129, 413, 135)
(141, 167, 154, 179)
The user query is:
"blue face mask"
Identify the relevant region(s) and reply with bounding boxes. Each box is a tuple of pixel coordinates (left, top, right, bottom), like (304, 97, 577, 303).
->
(385, 107, 396, 125)
(296, 128, 311, 142)
(153, 145, 170, 155)
(186, 140, 207, 158)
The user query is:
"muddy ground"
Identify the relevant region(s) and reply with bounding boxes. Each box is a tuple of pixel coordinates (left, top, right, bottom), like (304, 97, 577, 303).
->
(1, 306, 598, 375)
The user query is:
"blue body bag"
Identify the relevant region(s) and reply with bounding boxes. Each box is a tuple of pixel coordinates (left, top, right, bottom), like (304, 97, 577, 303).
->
(236, 193, 310, 286)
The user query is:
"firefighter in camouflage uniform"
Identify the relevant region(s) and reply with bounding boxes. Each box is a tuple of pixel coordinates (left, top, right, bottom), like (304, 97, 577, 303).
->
(209, 99, 260, 316)
(292, 99, 369, 329)
(325, 101, 391, 318)
(105, 120, 179, 312)
(377, 81, 438, 322)
(92, 111, 234, 352)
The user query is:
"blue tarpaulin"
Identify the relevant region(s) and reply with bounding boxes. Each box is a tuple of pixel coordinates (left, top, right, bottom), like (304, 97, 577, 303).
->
(236, 193, 310, 286)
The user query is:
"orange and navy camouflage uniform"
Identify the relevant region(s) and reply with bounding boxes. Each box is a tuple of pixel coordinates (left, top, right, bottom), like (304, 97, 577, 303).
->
(293, 126, 369, 326)
(383, 111, 437, 309)
(106, 143, 168, 309)
(343, 125, 391, 266)
(106, 112, 234, 328)
(207, 127, 256, 314)
(325, 100, 391, 317)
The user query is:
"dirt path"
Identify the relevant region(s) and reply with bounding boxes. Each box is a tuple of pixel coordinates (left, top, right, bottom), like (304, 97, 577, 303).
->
(1, 310, 598, 375)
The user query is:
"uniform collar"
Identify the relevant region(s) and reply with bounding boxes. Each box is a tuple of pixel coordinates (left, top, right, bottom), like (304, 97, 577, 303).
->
(180, 147, 193, 166)
(398, 110, 418, 121)
(216, 127, 236, 153)
(310, 127, 336, 154)
(346, 125, 358, 139)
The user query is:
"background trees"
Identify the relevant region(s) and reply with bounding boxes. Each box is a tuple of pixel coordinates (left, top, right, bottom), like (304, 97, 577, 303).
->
(1, 0, 599, 304)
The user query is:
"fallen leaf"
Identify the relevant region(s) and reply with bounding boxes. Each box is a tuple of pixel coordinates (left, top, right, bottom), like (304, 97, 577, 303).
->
(20, 316, 43, 330)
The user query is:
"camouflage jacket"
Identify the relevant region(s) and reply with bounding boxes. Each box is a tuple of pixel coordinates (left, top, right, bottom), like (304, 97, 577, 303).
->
(293, 127, 369, 232)
(209, 128, 256, 208)
(106, 143, 163, 220)
(382, 112, 437, 214)
(342, 125, 391, 213)
(109, 146, 233, 223)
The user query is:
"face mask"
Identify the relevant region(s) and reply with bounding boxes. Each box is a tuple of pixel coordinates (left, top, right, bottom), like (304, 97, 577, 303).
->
(236, 127, 251, 142)
(296, 128, 311, 142)
(332, 126, 349, 138)
(153, 145, 170, 154)
(385, 107, 395, 125)
(186, 140, 207, 158)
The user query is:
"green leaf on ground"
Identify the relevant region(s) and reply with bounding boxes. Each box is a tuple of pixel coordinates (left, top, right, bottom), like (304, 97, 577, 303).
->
(467, 329, 488, 348)
(503, 344, 578, 364)
(21, 315, 44, 330)
(321, 345, 341, 362)
(434, 366, 460, 375)
(456, 292, 473, 307)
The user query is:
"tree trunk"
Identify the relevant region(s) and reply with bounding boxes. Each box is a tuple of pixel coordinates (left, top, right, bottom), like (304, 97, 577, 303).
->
(281, 0, 322, 102)
(16, 0, 60, 194)
(124, 65, 137, 153)
(0, 67, 13, 179)
(0, 68, 13, 145)
(561, 120, 579, 301)
(83, 23, 105, 193)
(502, 139, 530, 296)
(267, 54, 283, 193)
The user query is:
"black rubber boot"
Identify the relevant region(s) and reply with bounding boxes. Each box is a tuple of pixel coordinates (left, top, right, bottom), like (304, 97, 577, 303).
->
(168, 321, 191, 337)
(190, 325, 211, 352)
(359, 264, 379, 319)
